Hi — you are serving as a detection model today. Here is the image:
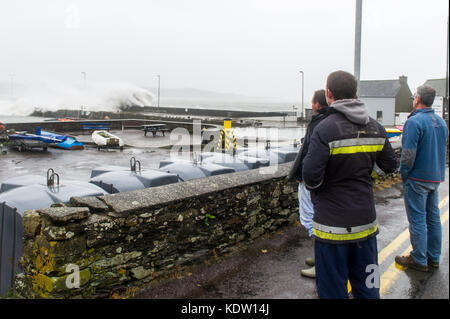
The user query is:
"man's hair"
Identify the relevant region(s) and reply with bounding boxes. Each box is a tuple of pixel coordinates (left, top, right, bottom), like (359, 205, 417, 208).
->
(312, 89, 328, 107)
(416, 85, 436, 107)
(326, 70, 358, 100)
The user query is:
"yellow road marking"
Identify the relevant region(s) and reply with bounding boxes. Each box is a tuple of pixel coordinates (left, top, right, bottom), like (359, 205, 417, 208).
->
(378, 229, 410, 265)
(380, 209, 449, 296)
(377, 195, 449, 265)
(342, 195, 448, 297)
(380, 245, 412, 296)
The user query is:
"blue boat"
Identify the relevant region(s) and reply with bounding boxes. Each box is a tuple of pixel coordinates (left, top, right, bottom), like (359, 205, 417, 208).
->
(7, 127, 84, 151)
(37, 128, 84, 150)
(385, 128, 402, 138)
(8, 131, 61, 152)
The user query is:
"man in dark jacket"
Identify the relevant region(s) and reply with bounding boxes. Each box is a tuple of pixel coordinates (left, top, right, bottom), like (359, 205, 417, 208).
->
(288, 89, 330, 278)
(302, 71, 397, 299)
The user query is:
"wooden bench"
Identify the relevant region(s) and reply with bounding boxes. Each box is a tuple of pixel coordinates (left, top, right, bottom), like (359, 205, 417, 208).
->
(81, 123, 110, 134)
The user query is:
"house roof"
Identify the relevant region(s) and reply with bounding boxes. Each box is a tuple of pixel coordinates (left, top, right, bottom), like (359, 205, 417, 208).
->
(423, 79, 447, 97)
(357, 80, 402, 98)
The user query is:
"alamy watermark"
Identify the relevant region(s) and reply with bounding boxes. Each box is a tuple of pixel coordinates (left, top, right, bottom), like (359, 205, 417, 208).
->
(65, 3, 81, 29)
(167, 120, 290, 175)
(365, 264, 380, 289)
(65, 263, 80, 289)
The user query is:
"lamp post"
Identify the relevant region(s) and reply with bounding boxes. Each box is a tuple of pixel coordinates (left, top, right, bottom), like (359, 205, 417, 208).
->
(156, 75, 161, 110)
(354, 0, 363, 81)
(299, 71, 304, 120)
(445, 17, 449, 120)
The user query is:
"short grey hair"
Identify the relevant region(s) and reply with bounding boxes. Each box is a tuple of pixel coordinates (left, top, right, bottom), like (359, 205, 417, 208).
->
(416, 86, 436, 107)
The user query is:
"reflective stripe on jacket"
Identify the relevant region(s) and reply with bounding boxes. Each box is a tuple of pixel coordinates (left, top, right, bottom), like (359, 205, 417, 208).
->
(302, 107, 397, 244)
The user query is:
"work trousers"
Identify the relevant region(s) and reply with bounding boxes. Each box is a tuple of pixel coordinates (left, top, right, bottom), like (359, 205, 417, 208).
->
(315, 236, 380, 299)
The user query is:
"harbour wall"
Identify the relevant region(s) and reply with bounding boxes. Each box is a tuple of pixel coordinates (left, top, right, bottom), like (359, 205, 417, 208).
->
(6, 118, 217, 134)
(14, 163, 304, 298)
(128, 106, 295, 118)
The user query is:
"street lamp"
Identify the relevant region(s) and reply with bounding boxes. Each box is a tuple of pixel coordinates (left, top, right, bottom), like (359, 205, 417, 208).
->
(156, 75, 161, 110)
(299, 71, 304, 120)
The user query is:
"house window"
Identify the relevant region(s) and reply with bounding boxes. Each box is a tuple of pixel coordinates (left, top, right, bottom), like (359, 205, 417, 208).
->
(377, 111, 383, 123)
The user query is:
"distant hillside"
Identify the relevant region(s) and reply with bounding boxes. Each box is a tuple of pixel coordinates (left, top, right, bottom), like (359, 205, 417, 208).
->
(144, 87, 284, 102)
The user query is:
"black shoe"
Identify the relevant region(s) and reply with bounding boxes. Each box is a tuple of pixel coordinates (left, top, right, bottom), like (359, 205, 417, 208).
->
(428, 258, 439, 269)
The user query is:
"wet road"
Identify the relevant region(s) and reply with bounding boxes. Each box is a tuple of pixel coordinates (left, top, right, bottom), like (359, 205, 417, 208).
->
(136, 167, 449, 299)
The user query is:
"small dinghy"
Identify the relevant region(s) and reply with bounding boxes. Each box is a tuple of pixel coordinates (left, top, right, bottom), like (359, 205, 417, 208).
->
(200, 152, 249, 172)
(386, 128, 402, 138)
(37, 127, 84, 150)
(90, 165, 133, 178)
(89, 157, 180, 194)
(159, 158, 235, 181)
(92, 130, 124, 151)
(241, 142, 299, 165)
(0, 169, 108, 214)
(7, 131, 61, 152)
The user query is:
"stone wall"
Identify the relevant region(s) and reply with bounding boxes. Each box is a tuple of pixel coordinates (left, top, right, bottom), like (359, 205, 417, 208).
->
(14, 163, 301, 298)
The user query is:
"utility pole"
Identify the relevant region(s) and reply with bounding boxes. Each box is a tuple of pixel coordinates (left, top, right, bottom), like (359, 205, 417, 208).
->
(354, 0, 363, 81)
(445, 17, 449, 121)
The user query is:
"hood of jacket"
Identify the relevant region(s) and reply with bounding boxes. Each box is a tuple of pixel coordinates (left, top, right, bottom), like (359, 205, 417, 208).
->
(331, 99, 369, 125)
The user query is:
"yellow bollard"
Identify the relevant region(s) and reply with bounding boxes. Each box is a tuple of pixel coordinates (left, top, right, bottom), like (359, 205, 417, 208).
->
(217, 118, 237, 155)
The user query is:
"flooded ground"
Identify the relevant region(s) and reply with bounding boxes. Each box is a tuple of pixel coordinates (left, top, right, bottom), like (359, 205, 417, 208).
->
(0, 124, 307, 184)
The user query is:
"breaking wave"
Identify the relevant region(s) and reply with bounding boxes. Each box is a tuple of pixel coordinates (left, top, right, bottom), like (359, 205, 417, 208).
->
(0, 79, 155, 116)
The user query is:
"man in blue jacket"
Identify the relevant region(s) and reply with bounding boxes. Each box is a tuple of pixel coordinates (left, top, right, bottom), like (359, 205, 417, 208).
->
(302, 71, 397, 299)
(395, 85, 448, 272)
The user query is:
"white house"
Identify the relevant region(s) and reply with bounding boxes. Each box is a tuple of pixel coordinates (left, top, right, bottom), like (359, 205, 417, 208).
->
(358, 76, 413, 126)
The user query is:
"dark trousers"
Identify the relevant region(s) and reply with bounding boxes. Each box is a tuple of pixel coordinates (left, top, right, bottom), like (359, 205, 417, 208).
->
(315, 236, 380, 299)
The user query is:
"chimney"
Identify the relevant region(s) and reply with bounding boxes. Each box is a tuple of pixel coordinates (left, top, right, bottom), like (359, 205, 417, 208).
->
(399, 75, 408, 84)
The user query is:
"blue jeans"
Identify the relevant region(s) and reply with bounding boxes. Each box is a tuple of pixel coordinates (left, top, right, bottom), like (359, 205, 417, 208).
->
(315, 236, 380, 299)
(403, 179, 442, 266)
(298, 183, 314, 237)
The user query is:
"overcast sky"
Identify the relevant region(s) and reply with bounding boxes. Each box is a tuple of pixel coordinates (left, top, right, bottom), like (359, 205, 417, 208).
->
(0, 0, 448, 107)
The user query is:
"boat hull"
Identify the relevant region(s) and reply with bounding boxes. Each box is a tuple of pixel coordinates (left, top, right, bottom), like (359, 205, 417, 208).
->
(92, 130, 124, 150)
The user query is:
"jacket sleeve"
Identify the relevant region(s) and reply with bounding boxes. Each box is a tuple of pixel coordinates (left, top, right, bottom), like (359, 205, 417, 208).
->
(399, 120, 419, 181)
(287, 145, 304, 182)
(302, 127, 330, 190)
(376, 137, 397, 174)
